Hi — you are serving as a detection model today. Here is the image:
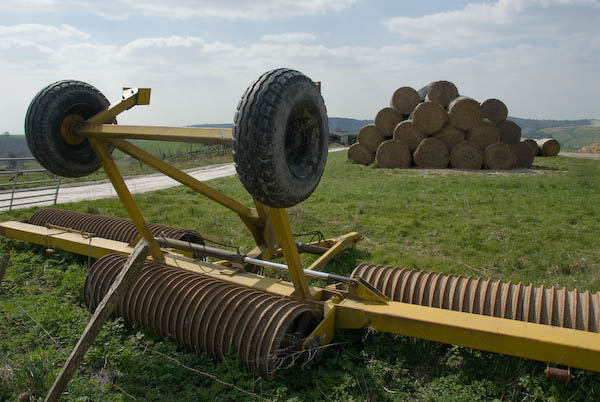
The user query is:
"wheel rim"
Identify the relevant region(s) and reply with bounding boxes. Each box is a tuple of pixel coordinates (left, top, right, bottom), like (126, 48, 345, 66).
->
(60, 114, 86, 145)
(284, 101, 323, 179)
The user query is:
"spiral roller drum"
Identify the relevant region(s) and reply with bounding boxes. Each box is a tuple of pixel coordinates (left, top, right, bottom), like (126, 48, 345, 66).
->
(29, 209, 204, 245)
(84, 254, 321, 374)
(352, 263, 600, 333)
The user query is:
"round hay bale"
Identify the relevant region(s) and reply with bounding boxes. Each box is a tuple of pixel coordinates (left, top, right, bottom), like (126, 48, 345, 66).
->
(448, 96, 481, 130)
(375, 107, 404, 137)
(483, 143, 516, 170)
(522, 139, 540, 156)
(347, 143, 374, 165)
(390, 87, 421, 115)
(450, 140, 483, 169)
(536, 138, 561, 156)
(419, 81, 459, 108)
(467, 120, 499, 150)
(497, 120, 521, 144)
(412, 102, 448, 135)
(357, 124, 384, 153)
(413, 137, 449, 168)
(375, 140, 411, 169)
(511, 142, 535, 168)
(480, 98, 508, 125)
(433, 125, 465, 152)
(392, 120, 424, 153)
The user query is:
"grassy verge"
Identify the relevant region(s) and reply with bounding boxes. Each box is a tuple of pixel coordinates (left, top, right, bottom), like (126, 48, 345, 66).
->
(1, 153, 600, 401)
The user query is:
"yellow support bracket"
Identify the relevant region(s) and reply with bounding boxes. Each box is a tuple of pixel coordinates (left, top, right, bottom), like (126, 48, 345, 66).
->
(89, 138, 164, 261)
(269, 207, 312, 299)
(87, 87, 151, 125)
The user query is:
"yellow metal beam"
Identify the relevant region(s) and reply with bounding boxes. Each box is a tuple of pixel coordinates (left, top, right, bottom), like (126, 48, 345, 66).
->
(337, 298, 600, 373)
(0, 221, 322, 300)
(269, 208, 312, 299)
(89, 139, 164, 261)
(80, 124, 233, 146)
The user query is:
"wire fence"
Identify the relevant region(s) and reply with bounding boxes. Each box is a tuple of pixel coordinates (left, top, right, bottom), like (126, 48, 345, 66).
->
(0, 157, 61, 211)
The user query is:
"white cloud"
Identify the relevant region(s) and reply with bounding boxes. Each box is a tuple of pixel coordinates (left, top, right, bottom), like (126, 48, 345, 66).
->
(262, 32, 317, 43)
(385, 0, 600, 48)
(1, 14, 599, 135)
(0, 0, 357, 20)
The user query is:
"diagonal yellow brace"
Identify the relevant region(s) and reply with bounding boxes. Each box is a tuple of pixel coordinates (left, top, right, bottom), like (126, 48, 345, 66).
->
(269, 208, 311, 299)
(104, 138, 257, 221)
(89, 138, 164, 261)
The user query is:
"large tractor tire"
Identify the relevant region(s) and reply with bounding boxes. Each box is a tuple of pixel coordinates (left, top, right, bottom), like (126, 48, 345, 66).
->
(233, 68, 328, 208)
(25, 80, 114, 177)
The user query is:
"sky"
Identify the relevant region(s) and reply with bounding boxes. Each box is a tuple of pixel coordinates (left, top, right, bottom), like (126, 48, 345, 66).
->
(1, 0, 599, 133)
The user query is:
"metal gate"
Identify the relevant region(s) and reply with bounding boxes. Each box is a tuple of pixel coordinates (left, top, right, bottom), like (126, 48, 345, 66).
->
(0, 157, 61, 211)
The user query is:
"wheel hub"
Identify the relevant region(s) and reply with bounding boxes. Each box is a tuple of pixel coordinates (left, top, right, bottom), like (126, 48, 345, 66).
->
(60, 114, 86, 145)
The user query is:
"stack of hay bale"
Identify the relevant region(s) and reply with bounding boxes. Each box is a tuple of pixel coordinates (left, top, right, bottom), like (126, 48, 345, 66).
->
(348, 81, 560, 170)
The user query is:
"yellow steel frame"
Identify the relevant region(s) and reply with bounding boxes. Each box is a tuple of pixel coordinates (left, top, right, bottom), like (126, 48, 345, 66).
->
(3, 85, 600, 374)
(3, 219, 600, 372)
(73, 87, 352, 296)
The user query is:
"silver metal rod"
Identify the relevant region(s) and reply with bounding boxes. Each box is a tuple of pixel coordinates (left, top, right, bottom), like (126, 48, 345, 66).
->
(156, 236, 350, 283)
(243, 256, 350, 283)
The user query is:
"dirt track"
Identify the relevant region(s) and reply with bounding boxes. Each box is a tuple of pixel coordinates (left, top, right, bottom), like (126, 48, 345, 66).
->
(1, 148, 348, 211)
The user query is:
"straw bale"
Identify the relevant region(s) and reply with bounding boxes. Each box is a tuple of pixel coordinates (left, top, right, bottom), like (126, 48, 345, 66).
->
(450, 140, 483, 169)
(483, 143, 516, 170)
(347, 143, 374, 165)
(467, 120, 499, 150)
(497, 120, 521, 144)
(448, 96, 481, 130)
(481, 98, 508, 125)
(375, 140, 411, 169)
(413, 137, 449, 168)
(522, 139, 540, 156)
(412, 101, 448, 135)
(418, 81, 459, 108)
(390, 87, 421, 115)
(357, 124, 385, 153)
(511, 142, 535, 168)
(375, 107, 404, 137)
(536, 138, 561, 156)
(393, 120, 424, 153)
(433, 125, 465, 152)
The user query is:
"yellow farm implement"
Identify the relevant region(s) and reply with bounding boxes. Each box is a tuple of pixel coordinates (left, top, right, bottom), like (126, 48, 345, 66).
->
(2, 68, 599, 400)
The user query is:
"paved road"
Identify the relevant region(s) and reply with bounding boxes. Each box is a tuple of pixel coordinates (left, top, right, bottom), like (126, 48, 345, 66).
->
(1, 147, 348, 211)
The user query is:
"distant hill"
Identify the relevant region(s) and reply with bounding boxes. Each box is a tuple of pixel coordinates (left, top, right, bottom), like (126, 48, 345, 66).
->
(509, 117, 592, 138)
(0, 134, 31, 158)
(189, 123, 233, 128)
(537, 126, 600, 151)
(328, 117, 373, 133)
(190, 118, 374, 133)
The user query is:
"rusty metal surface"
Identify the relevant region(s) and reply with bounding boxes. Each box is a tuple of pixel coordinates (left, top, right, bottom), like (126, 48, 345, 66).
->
(84, 254, 321, 374)
(352, 263, 600, 333)
(28, 208, 203, 245)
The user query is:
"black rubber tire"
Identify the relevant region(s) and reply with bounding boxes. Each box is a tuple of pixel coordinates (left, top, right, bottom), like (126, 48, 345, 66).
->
(25, 80, 113, 177)
(233, 68, 328, 208)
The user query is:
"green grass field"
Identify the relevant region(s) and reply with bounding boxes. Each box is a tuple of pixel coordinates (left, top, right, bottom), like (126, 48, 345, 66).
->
(538, 125, 600, 150)
(1, 153, 600, 401)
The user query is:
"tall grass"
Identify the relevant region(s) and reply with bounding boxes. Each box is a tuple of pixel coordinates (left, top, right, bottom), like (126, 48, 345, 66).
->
(1, 153, 600, 401)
